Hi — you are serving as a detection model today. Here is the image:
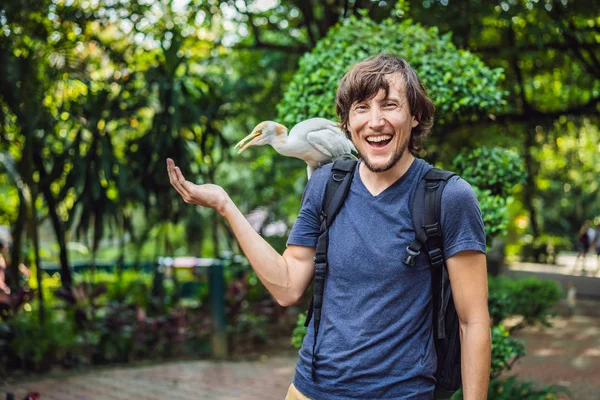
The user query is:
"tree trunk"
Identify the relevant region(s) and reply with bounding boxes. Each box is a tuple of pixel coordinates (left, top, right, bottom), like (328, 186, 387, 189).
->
(117, 214, 127, 276)
(523, 128, 539, 239)
(211, 212, 220, 258)
(44, 195, 73, 287)
(9, 195, 28, 290)
(30, 190, 45, 324)
(34, 152, 72, 287)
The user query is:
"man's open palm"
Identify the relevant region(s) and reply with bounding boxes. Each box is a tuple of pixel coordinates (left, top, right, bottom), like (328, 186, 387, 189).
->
(166, 158, 230, 215)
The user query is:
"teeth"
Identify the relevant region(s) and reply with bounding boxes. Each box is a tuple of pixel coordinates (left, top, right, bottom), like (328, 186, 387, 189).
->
(366, 135, 392, 143)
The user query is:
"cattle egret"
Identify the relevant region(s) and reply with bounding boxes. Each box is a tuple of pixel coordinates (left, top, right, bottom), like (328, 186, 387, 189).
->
(235, 118, 357, 178)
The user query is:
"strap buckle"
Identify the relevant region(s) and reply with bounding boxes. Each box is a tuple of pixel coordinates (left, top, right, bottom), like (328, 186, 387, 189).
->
(424, 222, 441, 237)
(402, 246, 421, 267)
(428, 248, 444, 267)
(314, 257, 327, 275)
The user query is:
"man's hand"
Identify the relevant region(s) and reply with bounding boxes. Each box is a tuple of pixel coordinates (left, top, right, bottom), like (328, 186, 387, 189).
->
(166, 158, 231, 215)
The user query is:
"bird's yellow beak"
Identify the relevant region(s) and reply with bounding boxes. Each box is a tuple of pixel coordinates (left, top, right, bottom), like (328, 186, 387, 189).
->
(235, 128, 262, 154)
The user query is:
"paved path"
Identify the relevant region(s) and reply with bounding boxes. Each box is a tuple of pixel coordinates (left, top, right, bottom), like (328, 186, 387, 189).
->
(506, 302, 600, 400)
(2, 355, 297, 400)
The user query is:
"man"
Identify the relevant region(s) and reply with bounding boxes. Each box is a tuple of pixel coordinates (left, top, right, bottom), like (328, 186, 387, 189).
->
(167, 53, 491, 400)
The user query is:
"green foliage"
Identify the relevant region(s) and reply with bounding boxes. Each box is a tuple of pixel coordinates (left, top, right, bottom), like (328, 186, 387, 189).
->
(508, 278, 562, 330)
(227, 312, 270, 349)
(451, 376, 570, 400)
(450, 147, 526, 246)
(488, 276, 562, 329)
(291, 312, 308, 349)
(277, 16, 505, 127)
(532, 118, 600, 237)
(452, 147, 527, 198)
(490, 324, 525, 378)
(9, 308, 77, 371)
(473, 187, 508, 246)
(102, 270, 153, 309)
(487, 376, 569, 400)
(428, 147, 519, 247)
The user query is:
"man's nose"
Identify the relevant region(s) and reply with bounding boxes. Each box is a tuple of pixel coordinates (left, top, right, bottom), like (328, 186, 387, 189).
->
(368, 107, 385, 130)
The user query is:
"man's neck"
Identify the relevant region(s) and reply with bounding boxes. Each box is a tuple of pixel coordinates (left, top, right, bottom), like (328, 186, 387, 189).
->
(359, 154, 415, 196)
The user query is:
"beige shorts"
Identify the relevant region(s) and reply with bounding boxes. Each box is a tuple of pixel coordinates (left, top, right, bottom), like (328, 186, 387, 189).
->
(285, 383, 311, 400)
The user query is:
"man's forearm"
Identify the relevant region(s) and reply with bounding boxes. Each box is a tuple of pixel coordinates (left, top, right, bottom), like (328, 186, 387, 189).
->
(219, 199, 299, 306)
(460, 321, 491, 400)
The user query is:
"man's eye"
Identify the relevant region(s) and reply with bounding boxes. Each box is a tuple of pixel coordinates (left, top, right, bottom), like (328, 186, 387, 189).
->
(355, 105, 367, 110)
(384, 103, 397, 108)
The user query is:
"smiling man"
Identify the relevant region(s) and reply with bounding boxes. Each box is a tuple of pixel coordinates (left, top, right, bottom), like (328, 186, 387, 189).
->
(167, 53, 490, 400)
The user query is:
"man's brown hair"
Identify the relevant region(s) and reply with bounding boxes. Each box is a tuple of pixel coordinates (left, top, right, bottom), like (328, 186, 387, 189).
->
(335, 53, 435, 155)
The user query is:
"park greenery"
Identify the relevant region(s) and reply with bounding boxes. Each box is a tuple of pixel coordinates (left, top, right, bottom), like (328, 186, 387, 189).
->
(0, 0, 599, 397)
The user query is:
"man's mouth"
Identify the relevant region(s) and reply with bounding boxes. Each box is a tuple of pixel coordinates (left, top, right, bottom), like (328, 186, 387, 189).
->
(365, 134, 393, 149)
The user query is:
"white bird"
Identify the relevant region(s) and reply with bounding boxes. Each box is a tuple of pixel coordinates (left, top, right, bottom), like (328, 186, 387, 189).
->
(235, 118, 357, 178)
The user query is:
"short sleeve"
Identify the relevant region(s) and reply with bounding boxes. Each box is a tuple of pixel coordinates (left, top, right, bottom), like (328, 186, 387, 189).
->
(440, 176, 487, 260)
(286, 165, 330, 247)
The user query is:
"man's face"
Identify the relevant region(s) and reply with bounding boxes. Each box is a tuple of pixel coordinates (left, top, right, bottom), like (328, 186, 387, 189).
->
(347, 73, 419, 173)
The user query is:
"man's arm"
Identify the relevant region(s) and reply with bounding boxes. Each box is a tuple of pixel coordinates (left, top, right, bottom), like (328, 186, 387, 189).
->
(167, 159, 315, 306)
(221, 199, 316, 305)
(446, 250, 491, 400)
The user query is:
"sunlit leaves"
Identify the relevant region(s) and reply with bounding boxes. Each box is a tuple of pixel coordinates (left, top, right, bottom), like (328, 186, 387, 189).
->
(277, 16, 506, 128)
(533, 118, 600, 235)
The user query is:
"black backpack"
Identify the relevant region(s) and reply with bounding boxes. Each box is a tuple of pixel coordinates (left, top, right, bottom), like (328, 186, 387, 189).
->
(304, 159, 462, 394)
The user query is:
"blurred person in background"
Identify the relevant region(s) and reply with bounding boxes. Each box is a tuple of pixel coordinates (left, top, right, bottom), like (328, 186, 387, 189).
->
(574, 221, 591, 272)
(0, 240, 11, 295)
(594, 218, 600, 274)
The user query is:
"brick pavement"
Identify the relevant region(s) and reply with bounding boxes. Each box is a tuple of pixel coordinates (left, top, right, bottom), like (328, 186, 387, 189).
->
(505, 304, 600, 400)
(1, 354, 297, 400)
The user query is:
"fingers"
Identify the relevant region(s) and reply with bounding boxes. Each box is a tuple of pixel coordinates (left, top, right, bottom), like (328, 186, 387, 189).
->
(176, 167, 200, 199)
(166, 159, 190, 199)
(174, 166, 186, 183)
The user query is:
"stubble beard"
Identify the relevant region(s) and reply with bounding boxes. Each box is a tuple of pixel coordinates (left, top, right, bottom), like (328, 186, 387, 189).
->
(360, 138, 409, 173)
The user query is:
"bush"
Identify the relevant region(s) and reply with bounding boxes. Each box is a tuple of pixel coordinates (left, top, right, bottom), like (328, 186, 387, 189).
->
(277, 15, 505, 127)
(473, 187, 509, 247)
(451, 147, 527, 247)
(291, 312, 308, 349)
(488, 276, 562, 330)
(2, 257, 286, 374)
(487, 377, 570, 400)
(9, 308, 78, 371)
(452, 147, 527, 198)
(490, 324, 525, 378)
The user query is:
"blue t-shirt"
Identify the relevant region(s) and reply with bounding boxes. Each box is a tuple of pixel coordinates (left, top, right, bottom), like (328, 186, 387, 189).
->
(287, 158, 486, 400)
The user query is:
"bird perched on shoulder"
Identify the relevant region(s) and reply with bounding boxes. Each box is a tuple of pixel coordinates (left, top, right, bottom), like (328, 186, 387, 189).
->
(235, 118, 357, 178)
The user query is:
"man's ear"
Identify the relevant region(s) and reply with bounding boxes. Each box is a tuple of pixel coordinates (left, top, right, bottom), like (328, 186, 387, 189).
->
(411, 116, 419, 128)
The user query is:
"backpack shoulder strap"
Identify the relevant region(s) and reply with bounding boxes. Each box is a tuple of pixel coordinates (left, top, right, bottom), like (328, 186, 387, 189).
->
(404, 168, 456, 265)
(305, 159, 357, 380)
(306, 159, 357, 326)
(404, 167, 456, 340)
(322, 159, 357, 227)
